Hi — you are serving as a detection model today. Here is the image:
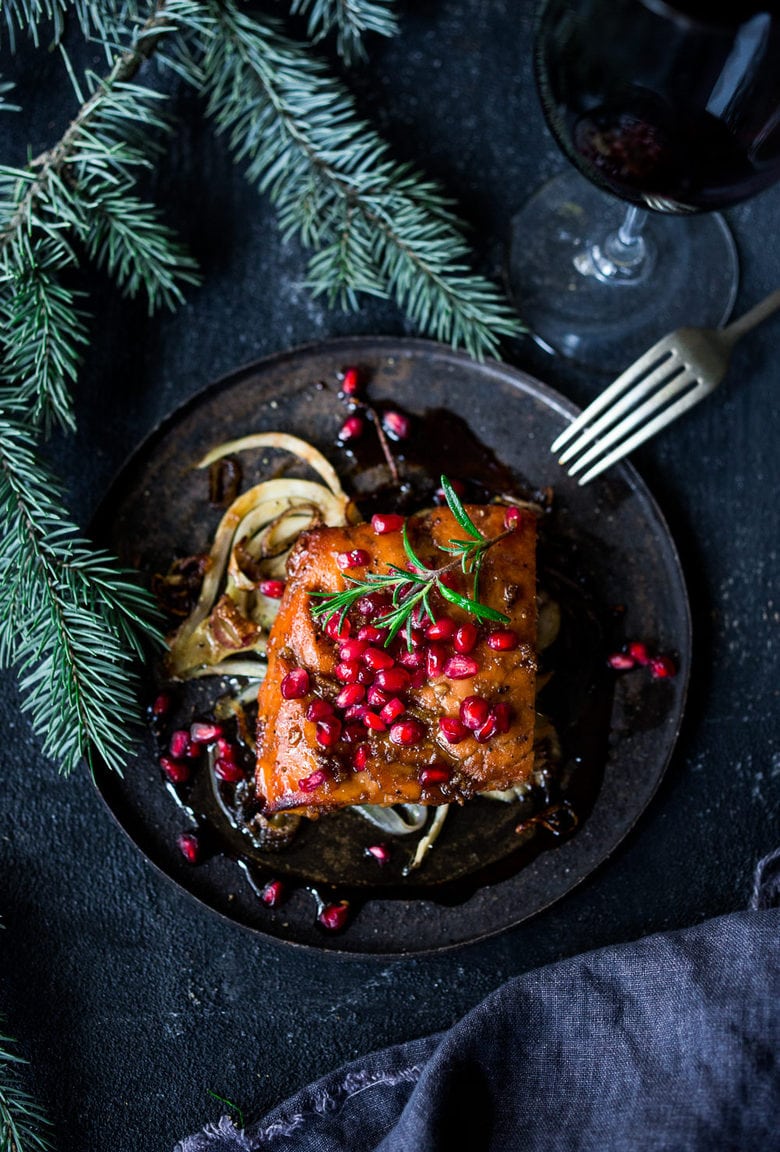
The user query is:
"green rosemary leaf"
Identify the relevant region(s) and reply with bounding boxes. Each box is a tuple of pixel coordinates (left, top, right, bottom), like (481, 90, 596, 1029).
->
(385, 563, 428, 585)
(401, 520, 428, 573)
(439, 582, 509, 623)
(440, 475, 482, 541)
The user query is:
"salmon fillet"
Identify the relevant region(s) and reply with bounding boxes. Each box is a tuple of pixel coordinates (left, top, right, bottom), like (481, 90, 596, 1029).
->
(255, 505, 537, 814)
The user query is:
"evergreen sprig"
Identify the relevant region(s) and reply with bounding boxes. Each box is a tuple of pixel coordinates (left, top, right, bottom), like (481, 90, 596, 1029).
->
(0, 405, 164, 774)
(0, 1021, 52, 1152)
(198, 0, 523, 359)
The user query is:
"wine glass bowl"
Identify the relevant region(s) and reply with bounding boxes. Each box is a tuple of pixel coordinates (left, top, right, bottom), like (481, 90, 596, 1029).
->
(510, 0, 780, 371)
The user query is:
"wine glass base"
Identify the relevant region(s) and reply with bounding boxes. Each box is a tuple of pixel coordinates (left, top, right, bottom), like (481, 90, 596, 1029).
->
(509, 170, 739, 374)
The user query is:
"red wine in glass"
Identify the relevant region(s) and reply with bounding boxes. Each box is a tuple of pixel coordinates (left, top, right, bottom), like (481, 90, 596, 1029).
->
(510, 0, 780, 370)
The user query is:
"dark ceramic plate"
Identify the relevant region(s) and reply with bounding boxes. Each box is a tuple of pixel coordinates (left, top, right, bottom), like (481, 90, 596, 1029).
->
(92, 337, 690, 956)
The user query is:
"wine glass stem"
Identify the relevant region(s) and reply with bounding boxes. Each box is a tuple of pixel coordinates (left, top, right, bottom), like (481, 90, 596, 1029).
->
(574, 203, 655, 285)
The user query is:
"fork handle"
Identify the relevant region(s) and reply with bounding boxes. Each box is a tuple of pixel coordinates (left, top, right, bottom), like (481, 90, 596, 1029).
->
(723, 288, 780, 344)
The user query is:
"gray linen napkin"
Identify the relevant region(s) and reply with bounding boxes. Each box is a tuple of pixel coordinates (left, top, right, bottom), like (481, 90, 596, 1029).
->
(175, 849, 780, 1152)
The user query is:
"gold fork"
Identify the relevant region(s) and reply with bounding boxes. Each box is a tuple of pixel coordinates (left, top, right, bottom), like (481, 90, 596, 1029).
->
(551, 288, 780, 485)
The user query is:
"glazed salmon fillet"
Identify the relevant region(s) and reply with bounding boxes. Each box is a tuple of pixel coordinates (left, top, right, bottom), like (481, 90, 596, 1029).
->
(255, 505, 537, 814)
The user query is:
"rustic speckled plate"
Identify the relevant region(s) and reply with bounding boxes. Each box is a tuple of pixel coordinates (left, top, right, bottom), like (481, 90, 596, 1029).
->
(92, 337, 691, 956)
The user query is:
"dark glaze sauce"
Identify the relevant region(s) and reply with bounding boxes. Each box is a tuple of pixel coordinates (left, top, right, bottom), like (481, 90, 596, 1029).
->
(150, 400, 617, 930)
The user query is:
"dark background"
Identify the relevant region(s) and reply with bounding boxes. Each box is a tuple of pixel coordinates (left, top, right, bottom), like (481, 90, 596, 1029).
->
(1, 3, 778, 1150)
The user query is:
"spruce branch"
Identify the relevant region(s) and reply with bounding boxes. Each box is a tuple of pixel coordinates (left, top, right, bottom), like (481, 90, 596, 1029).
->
(0, 240, 88, 434)
(288, 0, 398, 64)
(0, 4, 202, 432)
(0, 1022, 53, 1152)
(199, 0, 524, 359)
(0, 406, 164, 775)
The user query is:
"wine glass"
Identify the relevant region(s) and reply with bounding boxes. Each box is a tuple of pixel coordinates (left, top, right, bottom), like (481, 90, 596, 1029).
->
(509, 0, 780, 372)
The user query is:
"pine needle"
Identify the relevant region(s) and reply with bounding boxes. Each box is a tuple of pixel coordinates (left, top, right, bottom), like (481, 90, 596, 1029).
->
(0, 1023, 53, 1152)
(289, 0, 398, 64)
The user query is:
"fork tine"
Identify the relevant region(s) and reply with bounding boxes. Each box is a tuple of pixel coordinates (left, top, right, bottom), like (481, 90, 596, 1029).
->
(557, 353, 684, 466)
(550, 338, 674, 454)
(576, 375, 709, 485)
(567, 367, 695, 477)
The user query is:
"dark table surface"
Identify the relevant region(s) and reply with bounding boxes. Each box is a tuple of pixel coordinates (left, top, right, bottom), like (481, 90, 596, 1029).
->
(2, 4, 778, 1150)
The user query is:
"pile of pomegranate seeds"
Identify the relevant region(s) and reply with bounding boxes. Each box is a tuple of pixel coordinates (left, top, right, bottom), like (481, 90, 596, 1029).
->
(607, 639, 677, 680)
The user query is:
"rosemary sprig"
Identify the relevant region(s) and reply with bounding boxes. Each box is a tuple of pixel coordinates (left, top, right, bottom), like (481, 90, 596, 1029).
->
(310, 476, 510, 646)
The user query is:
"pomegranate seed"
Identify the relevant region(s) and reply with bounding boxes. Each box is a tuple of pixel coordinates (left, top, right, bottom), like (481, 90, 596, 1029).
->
(366, 843, 390, 864)
(389, 718, 425, 746)
(152, 693, 170, 717)
(486, 629, 519, 651)
(353, 743, 370, 771)
(316, 718, 342, 748)
(493, 702, 511, 733)
(425, 617, 456, 641)
(380, 697, 406, 724)
(356, 594, 383, 617)
(649, 654, 677, 679)
(337, 549, 370, 571)
(336, 683, 366, 709)
(410, 668, 426, 688)
(344, 703, 367, 722)
(260, 879, 284, 907)
(607, 652, 635, 670)
(215, 735, 236, 759)
(340, 366, 360, 395)
(460, 695, 489, 730)
(160, 756, 191, 784)
(628, 641, 651, 666)
(367, 685, 390, 708)
(374, 666, 411, 693)
(189, 721, 222, 744)
(356, 666, 374, 686)
(169, 729, 191, 759)
(318, 901, 350, 931)
(215, 757, 245, 782)
(300, 769, 328, 792)
(358, 624, 386, 644)
(382, 409, 410, 440)
(362, 710, 387, 732)
(339, 639, 367, 662)
(325, 614, 351, 641)
(444, 655, 479, 679)
(395, 647, 425, 670)
(454, 623, 479, 654)
(281, 668, 310, 699)
(259, 579, 285, 599)
(371, 513, 404, 534)
(363, 646, 395, 671)
(438, 717, 468, 744)
(177, 832, 200, 864)
(439, 571, 458, 590)
(503, 506, 523, 530)
(426, 644, 447, 678)
(420, 765, 451, 786)
(474, 713, 499, 743)
(335, 660, 361, 684)
(338, 414, 365, 442)
(306, 698, 334, 721)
